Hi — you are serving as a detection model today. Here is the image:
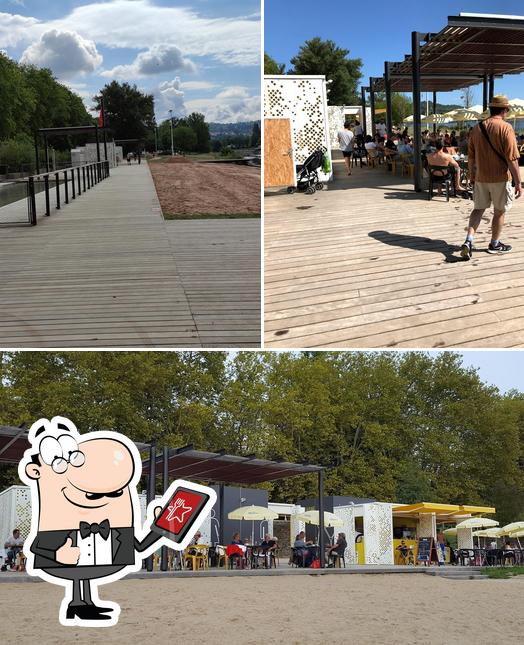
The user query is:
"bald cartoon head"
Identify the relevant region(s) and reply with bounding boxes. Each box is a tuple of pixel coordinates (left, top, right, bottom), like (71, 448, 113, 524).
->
(21, 417, 140, 531)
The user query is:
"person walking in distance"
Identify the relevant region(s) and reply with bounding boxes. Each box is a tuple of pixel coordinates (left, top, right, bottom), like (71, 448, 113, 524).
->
(337, 121, 354, 176)
(461, 95, 521, 260)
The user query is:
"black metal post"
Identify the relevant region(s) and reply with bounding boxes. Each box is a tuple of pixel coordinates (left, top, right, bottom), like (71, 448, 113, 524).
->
(411, 31, 423, 192)
(55, 172, 60, 209)
(219, 483, 225, 546)
(488, 75, 495, 103)
(318, 470, 325, 568)
(160, 446, 169, 571)
(361, 86, 367, 140)
(369, 77, 376, 137)
(432, 91, 437, 133)
(44, 135, 50, 174)
(64, 171, 69, 204)
(483, 75, 488, 112)
(44, 175, 50, 216)
(145, 441, 157, 572)
(34, 133, 40, 176)
(77, 167, 81, 195)
(82, 166, 86, 192)
(385, 62, 393, 137)
(28, 177, 37, 226)
(71, 169, 75, 199)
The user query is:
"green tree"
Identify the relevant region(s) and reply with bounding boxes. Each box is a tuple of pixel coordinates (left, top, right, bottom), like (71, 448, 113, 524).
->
(250, 121, 261, 147)
(289, 38, 362, 105)
(373, 93, 413, 127)
(94, 81, 155, 144)
(264, 53, 285, 75)
(185, 112, 211, 153)
(173, 125, 197, 152)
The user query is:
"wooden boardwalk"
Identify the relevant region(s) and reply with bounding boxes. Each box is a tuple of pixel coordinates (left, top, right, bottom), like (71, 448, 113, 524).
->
(0, 164, 260, 347)
(265, 153, 524, 348)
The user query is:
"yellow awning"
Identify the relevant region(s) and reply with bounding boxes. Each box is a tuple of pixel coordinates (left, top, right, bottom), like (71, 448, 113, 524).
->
(393, 502, 496, 517)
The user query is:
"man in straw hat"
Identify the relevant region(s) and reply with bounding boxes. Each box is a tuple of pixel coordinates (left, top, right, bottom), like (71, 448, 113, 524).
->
(460, 95, 521, 260)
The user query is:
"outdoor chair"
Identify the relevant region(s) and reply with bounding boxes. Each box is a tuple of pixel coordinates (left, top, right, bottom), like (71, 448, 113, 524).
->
(428, 165, 456, 201)
(213, 545, 228, 569)
(225, 544, 246, 569)
(384, 148, 399, 174)
(486, 549, 502, 566)
(184, 545, 209, 571)
(400, 154, 414, 178)
(351, 147, 366, 168)
(502, 550, 516, 566)
(290, 547, 306, 567)
(366, 150, 379, 169)
(329, 551, 346, 568)
(456, 548, 476, 566)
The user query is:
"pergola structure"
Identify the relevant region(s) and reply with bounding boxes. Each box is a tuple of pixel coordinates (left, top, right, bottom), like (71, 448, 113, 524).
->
(142, 444, 326, 570)
(361, 13, 524, 191)
(35, 125, 110, 174)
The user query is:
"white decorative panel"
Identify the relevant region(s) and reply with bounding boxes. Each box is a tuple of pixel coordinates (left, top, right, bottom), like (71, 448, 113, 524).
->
(363, 503, 394, 564)
(334, 505, 357, 564)
(290, 512, 305, 547)
(418, 513, 436, 538)
(327, 106, 346, 149)
(457, 527, 473, 550)
(199, 514, 211, 545)
(264, 76, 332, 180)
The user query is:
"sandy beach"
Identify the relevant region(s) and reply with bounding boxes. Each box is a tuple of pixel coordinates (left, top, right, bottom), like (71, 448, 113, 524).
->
(1, 573, 523, 644)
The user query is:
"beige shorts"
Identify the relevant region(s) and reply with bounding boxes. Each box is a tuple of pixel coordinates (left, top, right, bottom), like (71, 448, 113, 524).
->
(473, 181, 514, 212)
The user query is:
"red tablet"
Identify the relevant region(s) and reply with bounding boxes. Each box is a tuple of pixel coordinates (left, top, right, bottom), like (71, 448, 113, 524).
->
(152, 486, 211, 544)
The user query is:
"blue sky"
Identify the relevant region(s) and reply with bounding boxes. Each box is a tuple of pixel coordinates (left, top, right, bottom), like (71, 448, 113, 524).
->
(265, 0, 524, 106)
(0, 0, 261, 123)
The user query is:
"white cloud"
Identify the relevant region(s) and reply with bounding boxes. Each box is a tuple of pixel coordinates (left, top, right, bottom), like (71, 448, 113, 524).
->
(158, 77, 186, 117)
(1, 1, 260, 67)
(101, 44, 196, 79)
(20, 29, 102, 78)
(185, 87, 260, 123)
(180, 81, 218, 91)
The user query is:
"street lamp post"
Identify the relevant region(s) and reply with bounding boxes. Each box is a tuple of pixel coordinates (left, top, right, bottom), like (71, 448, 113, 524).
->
(169, 109, 174, 157)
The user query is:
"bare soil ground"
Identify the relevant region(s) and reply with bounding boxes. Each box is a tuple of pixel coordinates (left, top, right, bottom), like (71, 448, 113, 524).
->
(148, 158, 261, 218)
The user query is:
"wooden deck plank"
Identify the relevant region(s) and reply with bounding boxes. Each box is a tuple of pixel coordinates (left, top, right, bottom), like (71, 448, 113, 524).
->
(264, 153, 524, 348)
(0, 164, 260, 347)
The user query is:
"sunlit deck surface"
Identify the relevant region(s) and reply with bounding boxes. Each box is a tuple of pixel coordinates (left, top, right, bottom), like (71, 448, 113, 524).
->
(265, 153, 524, 348)
(0, 163, 260, 347)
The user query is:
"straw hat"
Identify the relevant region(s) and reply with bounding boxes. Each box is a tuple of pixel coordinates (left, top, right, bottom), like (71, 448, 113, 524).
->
(489, 94, 510, 108)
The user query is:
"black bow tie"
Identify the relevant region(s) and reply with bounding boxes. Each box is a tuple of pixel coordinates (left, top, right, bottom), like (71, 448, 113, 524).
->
(79, 519, 110, 540)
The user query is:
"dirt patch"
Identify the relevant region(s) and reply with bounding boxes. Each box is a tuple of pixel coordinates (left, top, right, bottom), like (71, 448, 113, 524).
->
(148, 160, 260, 218)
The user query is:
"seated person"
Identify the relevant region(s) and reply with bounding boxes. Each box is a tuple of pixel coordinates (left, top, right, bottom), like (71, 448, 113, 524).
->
(397, 137, 414, 161)
(231, 532, 244, 545)
(396, 540, 411, 563)
(293, 531, 314, 567)
(258, 534, 277, 567)
(4, 528, 24, 569)
(364, 134, 378, 154)
(458, 131, 469, 155)
(450, 131, 458, 147)
(186, 530, 201, 556)
(326, 532, 347, 566)
(426, 140, 461, 193)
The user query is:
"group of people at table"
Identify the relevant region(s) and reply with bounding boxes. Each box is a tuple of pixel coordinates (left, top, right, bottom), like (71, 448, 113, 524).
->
(292, 531, 347, 568)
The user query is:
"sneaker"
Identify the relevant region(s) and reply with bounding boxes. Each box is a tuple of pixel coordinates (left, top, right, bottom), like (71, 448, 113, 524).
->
(487, 241, 512, 254)
(460, 240, 472, 260)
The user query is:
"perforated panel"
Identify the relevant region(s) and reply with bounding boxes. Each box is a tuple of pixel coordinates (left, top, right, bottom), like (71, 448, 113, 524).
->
(457, 527, 474, 550)
(328, 106, 346, 149)
(363, 503, 394, 564)
(264, 76, 332, 176)
(334, 505, 357, 564)
(290, 511, 305, 547)
(418, 513, 436, 538)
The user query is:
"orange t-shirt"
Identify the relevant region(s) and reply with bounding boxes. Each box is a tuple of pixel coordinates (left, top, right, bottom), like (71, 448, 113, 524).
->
(468, 117, 519, 183)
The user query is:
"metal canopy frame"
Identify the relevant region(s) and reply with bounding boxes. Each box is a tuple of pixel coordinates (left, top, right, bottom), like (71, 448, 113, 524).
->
(363, 13, 524, 191)
(35, 125, 110, 175)
(142, 444, 327, 570)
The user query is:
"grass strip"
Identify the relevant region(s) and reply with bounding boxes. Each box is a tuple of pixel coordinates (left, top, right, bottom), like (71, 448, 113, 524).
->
(481, 566, 524, 579)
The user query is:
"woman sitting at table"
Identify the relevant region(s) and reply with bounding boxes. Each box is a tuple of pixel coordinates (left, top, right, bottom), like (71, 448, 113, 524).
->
(426, 140, 461, 194)
(326, 532, 347, 566)
(294, 531, 314, 567)
(231, 532, 244, 545)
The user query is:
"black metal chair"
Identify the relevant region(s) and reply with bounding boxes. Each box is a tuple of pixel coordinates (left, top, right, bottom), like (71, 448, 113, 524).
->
(428, 165, 457, 201)
(329, 550, 346, 568)
(486, 548, 503, 566)
(457, 548, 476, 566)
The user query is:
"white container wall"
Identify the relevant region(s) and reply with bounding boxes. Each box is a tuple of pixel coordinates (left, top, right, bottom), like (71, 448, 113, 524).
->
(264, 75, 333, 181)
(363, 502, 394, 565)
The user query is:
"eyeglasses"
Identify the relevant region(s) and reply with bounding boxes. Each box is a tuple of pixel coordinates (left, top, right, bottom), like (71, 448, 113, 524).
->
(51, 450, 85, 474)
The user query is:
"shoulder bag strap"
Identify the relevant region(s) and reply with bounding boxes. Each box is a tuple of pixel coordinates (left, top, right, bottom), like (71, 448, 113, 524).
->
(478, 120, 508, 167)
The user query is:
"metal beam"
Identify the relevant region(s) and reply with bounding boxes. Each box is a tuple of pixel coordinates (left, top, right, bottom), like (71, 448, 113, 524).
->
(488, 74, 495, 102)
(412, 31, 423, 192)
(385, 61, 393, 136)
(483, 75, 489, 111)
(34, 132, 40, 176)
(432, 91, 437, 133)
(318, 470, 325, 568)
(369, 77, 376, 137)
(219, 483, 225, 546)
(160, 446, 169, 571)
(361, 86, 367, 140)
(145, 441, 156, 572)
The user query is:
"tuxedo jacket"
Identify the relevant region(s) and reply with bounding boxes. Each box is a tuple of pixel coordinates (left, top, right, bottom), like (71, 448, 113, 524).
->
(30, 527, 160, 569)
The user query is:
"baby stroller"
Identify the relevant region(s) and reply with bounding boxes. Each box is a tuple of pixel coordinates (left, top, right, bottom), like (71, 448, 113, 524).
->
(287, 147, 327, 195)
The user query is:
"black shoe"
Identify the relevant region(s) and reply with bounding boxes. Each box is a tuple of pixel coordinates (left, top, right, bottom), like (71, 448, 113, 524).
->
(66, 604, 112, 620)
(460, 240, 472, 260)
(487, 241, 512, 254)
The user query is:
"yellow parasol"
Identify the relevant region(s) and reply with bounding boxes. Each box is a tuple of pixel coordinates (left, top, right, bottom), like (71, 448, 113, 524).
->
(456, 517, 499, 529)
(228, 505, 278, 544)
(296, 510, 343, 527)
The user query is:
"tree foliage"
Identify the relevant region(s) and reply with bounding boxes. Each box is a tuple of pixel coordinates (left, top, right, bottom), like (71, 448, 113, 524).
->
(264, 53, 285, 75)
(289, 38, 362, 105)
(94, 81, 155, 143)
(1, 351, 523, 523)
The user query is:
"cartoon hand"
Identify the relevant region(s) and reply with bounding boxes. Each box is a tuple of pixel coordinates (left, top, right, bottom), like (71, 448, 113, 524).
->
(56, 537, 80, 565)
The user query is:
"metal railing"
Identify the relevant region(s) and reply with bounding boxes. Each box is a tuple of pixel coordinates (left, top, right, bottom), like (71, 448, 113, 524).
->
(23, 160, 110, 226)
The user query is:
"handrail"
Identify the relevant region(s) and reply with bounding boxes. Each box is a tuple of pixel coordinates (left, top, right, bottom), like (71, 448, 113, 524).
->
(20, 160, 110, 226)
